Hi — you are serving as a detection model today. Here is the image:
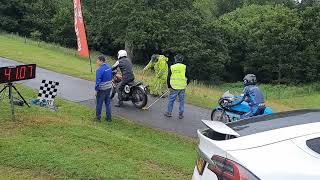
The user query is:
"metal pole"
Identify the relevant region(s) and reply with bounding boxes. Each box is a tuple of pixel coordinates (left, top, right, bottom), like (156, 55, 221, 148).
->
(89, 52, 93, 73)
(12, 85, 30, 107)
(8, 83, 15, 120)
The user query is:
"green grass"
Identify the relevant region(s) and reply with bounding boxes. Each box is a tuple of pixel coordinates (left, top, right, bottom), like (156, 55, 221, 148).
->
(0, 85, 196, 179)
(0, 33, 320, 111)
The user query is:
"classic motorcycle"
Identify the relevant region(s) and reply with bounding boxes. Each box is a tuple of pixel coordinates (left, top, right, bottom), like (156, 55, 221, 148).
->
(211, 91, 273, 123)
(110, 70, 148, 109)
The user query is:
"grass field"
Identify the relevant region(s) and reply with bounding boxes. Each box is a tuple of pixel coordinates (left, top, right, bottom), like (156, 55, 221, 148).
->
(0, 85, 196, 179)
(1, 33, 320, 111)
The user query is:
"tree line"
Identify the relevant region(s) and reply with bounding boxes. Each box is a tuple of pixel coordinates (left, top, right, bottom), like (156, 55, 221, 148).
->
(0, 0, 319, 83)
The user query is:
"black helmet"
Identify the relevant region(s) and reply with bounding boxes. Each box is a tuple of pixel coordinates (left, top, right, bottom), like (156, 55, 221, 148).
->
(243, 74, 257, 86)
(174, 54, 184, 63)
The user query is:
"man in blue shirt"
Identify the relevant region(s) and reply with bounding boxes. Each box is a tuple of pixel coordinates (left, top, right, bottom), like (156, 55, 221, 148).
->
(95, 55, 113, 122)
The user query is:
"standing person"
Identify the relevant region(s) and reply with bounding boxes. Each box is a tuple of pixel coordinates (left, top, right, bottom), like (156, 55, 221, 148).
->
(143, 54, 168, 96)
(164, 54, 190, 119)
(95, 55, 113, 122)
(112, 50, 135, 107)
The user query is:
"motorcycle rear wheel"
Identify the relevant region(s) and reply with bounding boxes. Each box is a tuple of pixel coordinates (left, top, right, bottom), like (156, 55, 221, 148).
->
(131, 88, 148, 109)
(211, 109, 231, 123)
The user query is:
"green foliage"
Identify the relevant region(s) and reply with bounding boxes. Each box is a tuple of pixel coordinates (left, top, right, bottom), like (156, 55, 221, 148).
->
(220, 4, 318, 83)
(300, 0, 320, 7)
(299, 5, 320, 82)
(0, 0, 26, 32)
(243, 0, 297, 7)
(0, 0, 319, 83)
(30, 30, 42, 41)
(215, 0, 244, 16)
(193, 0, 217, 20)
(50, 1, 76, 47)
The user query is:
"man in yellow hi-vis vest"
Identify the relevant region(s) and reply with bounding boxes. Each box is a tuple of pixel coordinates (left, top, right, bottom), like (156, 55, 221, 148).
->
(164, 54, 190, 119)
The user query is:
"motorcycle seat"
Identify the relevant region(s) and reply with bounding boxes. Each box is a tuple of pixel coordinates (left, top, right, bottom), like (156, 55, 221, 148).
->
(127, 81, 143, 86)
(127, 81, 135, 86)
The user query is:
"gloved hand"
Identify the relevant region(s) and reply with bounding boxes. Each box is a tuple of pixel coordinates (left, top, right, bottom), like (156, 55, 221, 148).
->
(221, 101, 229, 107)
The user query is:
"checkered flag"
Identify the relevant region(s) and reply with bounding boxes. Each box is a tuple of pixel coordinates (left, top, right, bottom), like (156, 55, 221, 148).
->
(38, 80, 59, 105)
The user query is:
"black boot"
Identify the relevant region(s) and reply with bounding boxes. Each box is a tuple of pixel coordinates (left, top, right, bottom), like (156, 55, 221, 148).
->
(179, 113, 184, 119)
(164, 112, 172, 117)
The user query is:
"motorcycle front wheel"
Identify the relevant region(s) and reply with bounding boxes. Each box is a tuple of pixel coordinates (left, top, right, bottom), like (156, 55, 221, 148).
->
(131, 88, 148, 109)
(211, 109, 230, 123)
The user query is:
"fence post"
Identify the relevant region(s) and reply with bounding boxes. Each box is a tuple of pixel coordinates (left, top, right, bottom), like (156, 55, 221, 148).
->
(24, 36, 26, 44)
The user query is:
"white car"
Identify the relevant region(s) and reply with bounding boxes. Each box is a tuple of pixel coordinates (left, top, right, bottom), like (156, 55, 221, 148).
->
(192, 109, 320, 180)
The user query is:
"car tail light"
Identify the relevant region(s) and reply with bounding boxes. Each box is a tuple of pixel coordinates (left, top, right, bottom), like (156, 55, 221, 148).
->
(207, 155, 260, 180)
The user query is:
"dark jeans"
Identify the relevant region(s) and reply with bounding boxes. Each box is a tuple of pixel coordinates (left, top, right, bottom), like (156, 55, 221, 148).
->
(96, 88, 111, 120)
(240, 105, 265, 119)
(117, 78, 134, 101)
(167, 89, 185, 114)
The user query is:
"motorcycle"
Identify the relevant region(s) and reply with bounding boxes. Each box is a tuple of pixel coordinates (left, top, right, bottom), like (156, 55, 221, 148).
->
(110, 70, 148, 109)
(211, 91, 273, 123)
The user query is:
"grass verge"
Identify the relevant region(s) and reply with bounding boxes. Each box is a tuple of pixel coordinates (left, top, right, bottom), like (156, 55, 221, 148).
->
(0, 85, 196, 179)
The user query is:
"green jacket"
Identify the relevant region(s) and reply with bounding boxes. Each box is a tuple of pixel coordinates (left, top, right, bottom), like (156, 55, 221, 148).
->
(144, 55, 168, 79)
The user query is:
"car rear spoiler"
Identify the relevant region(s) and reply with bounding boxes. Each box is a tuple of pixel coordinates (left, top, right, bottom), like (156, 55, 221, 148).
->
(227, 109, 320, 128)
(202, 120, 240, 137)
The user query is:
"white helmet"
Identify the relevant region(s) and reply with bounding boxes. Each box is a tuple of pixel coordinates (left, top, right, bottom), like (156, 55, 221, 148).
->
(117, 50, 127, 59)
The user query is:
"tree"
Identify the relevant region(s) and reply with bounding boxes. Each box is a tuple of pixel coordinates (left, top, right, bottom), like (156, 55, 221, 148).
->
(215, 0, 244, 16)
(243, 0, 296, 7)
(50, 1, 76, 47)
(193, 0, 217, 20)
(298, 5, 320, 82)
(300, 0, 320, 7)
(0, 0, 28, 33)
(221, 5, 303, 83)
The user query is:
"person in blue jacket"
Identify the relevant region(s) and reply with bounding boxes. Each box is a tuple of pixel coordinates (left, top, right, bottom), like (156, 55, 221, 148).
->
(225, 74, 265, 119)
(95, 55, 113, 122)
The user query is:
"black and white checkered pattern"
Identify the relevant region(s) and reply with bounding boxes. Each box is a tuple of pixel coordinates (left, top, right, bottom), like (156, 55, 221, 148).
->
(38, 80, 59, 100)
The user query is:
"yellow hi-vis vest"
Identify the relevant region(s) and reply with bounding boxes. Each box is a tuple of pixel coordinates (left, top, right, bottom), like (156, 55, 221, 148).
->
(170, 63, 187, 90)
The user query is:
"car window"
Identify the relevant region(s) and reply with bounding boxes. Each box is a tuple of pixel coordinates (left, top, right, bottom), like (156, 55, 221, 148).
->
(306, 137, 320, 154)
(227, 109, 320, 136)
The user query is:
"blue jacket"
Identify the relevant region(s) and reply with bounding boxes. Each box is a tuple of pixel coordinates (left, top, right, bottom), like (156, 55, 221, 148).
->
(229, 85, 265, 107)
(95, 64, 112, 91)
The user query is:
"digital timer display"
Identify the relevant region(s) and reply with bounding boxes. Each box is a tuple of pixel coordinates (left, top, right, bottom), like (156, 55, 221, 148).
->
(0, 64, 36, 83)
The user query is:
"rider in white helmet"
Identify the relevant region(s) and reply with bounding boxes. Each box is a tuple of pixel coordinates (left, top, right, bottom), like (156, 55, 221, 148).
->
(112, 50, 135, 107)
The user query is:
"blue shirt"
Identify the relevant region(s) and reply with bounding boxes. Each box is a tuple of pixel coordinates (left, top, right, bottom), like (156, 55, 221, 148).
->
(242, 85, 265, 106)
(228, 85, 265, 107)
(95, 64, 112, 91)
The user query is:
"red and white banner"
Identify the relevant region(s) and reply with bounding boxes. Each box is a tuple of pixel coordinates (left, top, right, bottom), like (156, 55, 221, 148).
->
(73, 0, 89, 57)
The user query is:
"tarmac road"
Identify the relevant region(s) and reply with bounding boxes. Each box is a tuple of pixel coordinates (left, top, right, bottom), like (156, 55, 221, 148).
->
(0, 57, 209, 137)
